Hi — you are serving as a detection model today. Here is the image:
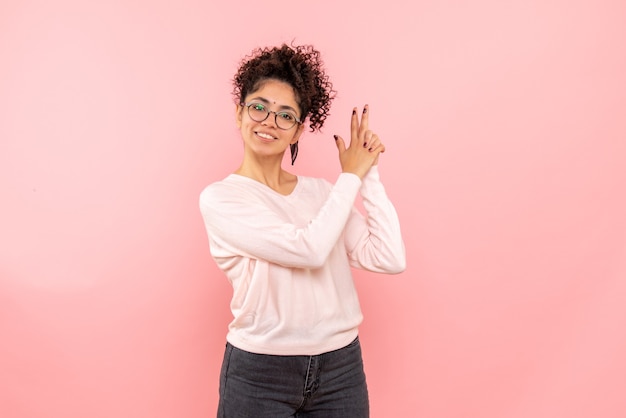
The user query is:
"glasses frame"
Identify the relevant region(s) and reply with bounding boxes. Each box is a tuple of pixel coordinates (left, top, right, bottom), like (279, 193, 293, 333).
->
(243, 102, 302, 130)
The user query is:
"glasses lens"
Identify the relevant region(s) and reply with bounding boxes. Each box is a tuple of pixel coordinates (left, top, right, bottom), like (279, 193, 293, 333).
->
(248, 103, 268, 122)
(275, 111, 297, 130)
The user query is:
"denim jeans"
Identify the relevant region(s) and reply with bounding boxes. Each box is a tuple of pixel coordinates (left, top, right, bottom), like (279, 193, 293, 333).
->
(217, 337, 369, 417)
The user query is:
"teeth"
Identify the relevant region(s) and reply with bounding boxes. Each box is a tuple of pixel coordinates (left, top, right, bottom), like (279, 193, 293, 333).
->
(257, 132, 275, 140)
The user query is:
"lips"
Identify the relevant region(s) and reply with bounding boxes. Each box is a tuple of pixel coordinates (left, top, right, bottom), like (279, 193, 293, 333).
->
(255, 131, 277, 141)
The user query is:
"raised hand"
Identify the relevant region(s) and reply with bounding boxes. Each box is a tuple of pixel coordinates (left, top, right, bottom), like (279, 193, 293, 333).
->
(334, 104, 386, 179)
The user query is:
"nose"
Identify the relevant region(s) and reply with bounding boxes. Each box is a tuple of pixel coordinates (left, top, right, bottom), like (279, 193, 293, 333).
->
(261, 110, 278, 128)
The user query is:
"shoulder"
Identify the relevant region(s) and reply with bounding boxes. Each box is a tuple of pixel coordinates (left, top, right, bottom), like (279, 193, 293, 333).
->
(199, 175, 251, 206)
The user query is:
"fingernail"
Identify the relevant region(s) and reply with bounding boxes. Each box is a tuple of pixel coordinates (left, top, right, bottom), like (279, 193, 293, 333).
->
(368, 147, 372, 151)
(363, 142, 367, 148)
(352, 109, 356, 115)
(363, 106, 368, 114)
(333, 134, 338, 140)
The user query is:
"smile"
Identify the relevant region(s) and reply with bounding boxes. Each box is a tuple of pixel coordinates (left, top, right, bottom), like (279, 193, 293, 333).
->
(256, 132, 277, 141)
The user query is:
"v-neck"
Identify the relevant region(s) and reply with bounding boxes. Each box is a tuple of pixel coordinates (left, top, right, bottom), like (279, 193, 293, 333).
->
(228, 173, 302, 198)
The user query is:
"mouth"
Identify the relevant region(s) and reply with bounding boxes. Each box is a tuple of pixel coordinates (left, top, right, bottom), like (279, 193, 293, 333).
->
(255, 131, 277, 142)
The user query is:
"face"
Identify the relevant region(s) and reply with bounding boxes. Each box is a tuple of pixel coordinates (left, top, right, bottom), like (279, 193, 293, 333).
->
(235, 79, 304, 161)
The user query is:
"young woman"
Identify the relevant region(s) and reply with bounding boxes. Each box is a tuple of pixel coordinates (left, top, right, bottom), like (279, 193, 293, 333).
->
(199, 43, 406, 417)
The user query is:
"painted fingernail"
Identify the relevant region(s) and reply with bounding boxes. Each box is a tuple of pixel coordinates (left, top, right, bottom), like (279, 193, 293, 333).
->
(334, 135, 338, 140)
(363, 142, 367, 148)
(352, 109, 356, 115)
(368, 147, 373, 151)
(363, 106, 368, 114)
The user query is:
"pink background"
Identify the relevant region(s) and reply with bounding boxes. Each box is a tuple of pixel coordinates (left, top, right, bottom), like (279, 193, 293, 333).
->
(2, 0, 625, 417)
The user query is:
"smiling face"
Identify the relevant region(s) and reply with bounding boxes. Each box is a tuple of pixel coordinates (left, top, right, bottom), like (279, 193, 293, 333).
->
(235, 79, 304, 162)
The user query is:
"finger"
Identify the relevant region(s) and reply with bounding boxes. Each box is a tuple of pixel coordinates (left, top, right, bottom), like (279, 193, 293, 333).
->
(359, 104, 369, 136)
(334, 134, 346, 153)
(350, 108, 359, 145)
(367, 135, 383, 152)
(363, 130, 374, 148)
(368, 143, 385, 154)
(368, 141, 381, 152)
(368, 141, 382, 152)
(370, 145, 385, 159)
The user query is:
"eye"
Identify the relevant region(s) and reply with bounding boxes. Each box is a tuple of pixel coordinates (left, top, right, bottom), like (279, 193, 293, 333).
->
(251, 103, 266, 111)
(277, 112, 295, 122)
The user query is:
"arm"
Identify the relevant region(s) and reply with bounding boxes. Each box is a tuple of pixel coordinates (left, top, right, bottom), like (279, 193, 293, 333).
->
(200, 173, 362, 269)
(344, 167, 406, 273)
(336, 105, 405, 273)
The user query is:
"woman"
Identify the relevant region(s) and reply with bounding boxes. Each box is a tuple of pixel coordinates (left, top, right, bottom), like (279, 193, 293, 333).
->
(199, 43, 406, 417)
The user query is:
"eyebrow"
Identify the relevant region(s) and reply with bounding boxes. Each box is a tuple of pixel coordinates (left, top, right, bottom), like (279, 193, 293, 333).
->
(247, 96, 299, 114)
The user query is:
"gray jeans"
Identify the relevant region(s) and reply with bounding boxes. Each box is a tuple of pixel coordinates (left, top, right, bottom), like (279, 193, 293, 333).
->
(217, 337, 369, 417)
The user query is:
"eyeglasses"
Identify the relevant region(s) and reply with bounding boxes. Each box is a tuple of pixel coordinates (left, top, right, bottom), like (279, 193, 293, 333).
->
(243, 102, 302, 130)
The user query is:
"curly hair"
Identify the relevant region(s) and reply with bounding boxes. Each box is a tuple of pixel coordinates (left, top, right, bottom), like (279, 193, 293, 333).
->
(232, 44, 335, 133)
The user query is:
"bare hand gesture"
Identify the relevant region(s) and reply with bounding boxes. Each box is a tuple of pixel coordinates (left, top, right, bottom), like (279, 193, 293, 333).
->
(334, 104, 385, 179)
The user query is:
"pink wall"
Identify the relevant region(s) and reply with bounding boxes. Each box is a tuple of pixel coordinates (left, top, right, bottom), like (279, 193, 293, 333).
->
(2, 0, 625, 417)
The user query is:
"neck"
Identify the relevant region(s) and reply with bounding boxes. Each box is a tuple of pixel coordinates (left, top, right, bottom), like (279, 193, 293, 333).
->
(234, 152, 295, 192)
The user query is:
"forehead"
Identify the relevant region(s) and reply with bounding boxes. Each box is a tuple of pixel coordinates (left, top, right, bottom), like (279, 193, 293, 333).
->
(246, 79, 300, 110)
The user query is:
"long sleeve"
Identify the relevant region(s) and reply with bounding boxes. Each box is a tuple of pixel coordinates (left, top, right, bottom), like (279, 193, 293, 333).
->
(343, 166, 406, 273)
(199, 172, 362, 269)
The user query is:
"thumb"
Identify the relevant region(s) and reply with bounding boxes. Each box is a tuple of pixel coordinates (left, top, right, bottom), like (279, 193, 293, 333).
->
(334, 135, 346, 153)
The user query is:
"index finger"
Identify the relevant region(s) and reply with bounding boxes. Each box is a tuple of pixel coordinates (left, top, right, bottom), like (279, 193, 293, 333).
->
(359, 104, 369, 136)
(350, 107, 359, 144)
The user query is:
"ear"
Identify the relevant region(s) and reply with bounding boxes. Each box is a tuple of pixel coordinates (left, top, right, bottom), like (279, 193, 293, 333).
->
(235, 104, 243, 128)
(290, 123, 305, 145)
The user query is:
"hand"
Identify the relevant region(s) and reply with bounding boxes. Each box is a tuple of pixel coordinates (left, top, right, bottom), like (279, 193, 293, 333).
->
(334, 104, 386, 179)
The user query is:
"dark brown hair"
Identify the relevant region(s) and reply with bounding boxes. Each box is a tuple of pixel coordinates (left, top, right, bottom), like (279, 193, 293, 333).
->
(232, 43, 335, 133)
